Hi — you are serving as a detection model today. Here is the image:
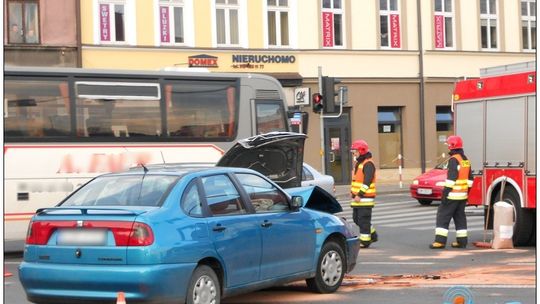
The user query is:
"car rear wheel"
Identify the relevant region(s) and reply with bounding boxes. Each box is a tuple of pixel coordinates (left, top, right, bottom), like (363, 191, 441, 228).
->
(417, 199, 433, 205)
(187, 265, 220, 304)
(306, 241, 345, 293)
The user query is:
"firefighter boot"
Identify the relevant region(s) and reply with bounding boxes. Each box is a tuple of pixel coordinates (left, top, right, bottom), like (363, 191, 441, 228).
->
(429, 242, 445, 249)
(360, 240, 371, 248)
(371, 227, 378, 243)
(451, 237, 467, 248)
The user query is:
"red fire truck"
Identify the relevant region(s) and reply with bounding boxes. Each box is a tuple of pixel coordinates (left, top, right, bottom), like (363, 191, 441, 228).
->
(452, 61, 536, 246)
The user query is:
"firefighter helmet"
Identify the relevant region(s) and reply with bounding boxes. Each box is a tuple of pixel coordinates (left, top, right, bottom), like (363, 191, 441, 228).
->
(351, 139, 369, 155)
(446, 135, 463, 150)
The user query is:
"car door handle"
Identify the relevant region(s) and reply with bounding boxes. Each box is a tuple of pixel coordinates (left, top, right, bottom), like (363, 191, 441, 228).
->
(212, 225, 226, 232)
(261, 220, 272, 228)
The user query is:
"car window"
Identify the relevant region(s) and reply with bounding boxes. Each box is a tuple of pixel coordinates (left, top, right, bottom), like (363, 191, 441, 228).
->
(435, 159, 449, 170)
(201, 175, 246, 216)
(235, 173, 289, 213)
(61, 175, 178, 206)
(302, 166, 314, 181)
(181, 182, 203, 217)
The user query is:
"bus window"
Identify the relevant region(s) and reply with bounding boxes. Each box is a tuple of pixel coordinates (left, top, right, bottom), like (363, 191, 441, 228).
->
(255, 101, 288, 134)
(75, 82, 161, 138)
(5, 80, 70, 138)
(166, 81, 237, 140)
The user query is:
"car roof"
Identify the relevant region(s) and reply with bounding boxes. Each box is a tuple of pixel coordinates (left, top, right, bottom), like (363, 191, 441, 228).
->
(110, 165, 258, 178)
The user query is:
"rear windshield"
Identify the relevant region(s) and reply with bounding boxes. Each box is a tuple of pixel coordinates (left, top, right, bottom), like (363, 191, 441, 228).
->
(61, 175, 178, 207)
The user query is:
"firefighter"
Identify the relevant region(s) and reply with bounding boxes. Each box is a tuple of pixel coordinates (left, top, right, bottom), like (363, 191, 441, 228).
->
(430, 135, 473, 249)
(350, 139, 378, 248)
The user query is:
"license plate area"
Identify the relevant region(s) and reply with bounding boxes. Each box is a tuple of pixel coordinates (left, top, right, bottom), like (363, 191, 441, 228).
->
(417, 188, 433, 195)
(57, 229, 107, 246)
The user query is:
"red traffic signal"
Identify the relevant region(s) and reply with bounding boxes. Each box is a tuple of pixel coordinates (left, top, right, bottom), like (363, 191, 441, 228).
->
(312, 93, 323, 113)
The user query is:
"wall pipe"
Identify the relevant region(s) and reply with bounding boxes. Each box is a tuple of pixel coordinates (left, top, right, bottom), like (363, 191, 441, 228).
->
(416, 0, 426, 173)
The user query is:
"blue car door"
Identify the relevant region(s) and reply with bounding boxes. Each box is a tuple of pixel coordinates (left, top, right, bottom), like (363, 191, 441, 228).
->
(235, 173, 316, 280)
(201, 174, 262, 287)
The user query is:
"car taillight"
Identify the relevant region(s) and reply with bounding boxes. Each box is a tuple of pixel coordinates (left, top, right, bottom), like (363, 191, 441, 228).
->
(24, 220, 154, 246)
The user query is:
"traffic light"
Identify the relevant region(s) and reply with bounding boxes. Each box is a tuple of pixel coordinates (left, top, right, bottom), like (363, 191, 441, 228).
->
(312, 93, 323, 113)
(321, 76, 341, 113)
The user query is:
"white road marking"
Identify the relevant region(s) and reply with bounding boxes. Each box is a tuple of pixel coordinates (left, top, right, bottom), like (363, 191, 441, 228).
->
(380, 219, 485, 228)
(359, 261, 434, 265)
(416, 284, 536, 289)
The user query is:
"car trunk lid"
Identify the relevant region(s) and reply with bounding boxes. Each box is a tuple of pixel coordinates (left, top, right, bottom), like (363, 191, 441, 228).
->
(217, 132, 306, 188)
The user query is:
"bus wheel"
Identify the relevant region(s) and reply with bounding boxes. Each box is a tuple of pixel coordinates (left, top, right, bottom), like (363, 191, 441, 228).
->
(497, 189, 534, 246)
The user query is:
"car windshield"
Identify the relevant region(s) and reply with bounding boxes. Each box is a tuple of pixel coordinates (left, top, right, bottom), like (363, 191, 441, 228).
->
(435, 159, 449, 170)
(61, 175, 179, 207)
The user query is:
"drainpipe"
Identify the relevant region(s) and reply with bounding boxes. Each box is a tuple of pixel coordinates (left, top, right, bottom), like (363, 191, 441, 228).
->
(76, 0, 82, 67)
(416, 0, 426, 173)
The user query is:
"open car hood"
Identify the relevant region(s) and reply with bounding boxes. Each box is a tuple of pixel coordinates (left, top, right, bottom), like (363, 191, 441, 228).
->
(217, 132, 306, 188)
(285, 186, 343, 214)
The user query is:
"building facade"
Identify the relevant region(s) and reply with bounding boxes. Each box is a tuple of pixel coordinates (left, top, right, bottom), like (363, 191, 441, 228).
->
(4, 0, 81, 67)
(69, 0, 540, 183)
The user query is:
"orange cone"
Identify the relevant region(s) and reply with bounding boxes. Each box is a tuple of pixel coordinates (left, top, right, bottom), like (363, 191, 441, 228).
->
(116, 291, 126, 304)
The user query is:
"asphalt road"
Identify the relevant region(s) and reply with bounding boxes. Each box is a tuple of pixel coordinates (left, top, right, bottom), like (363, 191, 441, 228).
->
(5, 193, 536, 304)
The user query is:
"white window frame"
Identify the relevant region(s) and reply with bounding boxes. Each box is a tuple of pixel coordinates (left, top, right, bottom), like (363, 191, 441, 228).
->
(479, 0, 499, 50)
(154, 0, 194, 47)
(379, 0, 401, 49)
(433, 0, 455, 50)
(521, 0, 536, 52)
(264, 0, 293, 48)
(321, 0, 345, 48)
(94, 0, 136, 45)
(211, 0, 248, 48)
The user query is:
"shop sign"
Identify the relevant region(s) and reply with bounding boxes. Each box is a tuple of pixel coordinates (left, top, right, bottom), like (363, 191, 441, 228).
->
(390, 14, 401, 48)
(322, 12, 334, 47)
(294, 87, 310, 106)
(160, 6, 170, 43)
(231, 54, 296, 69)
(188, 54, 219, 68)
(434, 15, 444, 48)
(99, 4, 110, 41)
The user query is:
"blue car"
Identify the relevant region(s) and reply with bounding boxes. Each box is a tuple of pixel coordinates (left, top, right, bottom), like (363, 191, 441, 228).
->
(19, 132, 359, 304)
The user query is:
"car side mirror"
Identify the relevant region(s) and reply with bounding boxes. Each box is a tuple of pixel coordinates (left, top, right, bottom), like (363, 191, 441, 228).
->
(291, 196, 303, 210)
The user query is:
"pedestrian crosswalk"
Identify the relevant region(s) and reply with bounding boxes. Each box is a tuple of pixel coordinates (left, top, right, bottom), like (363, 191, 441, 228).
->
(336, 199, 486, 231)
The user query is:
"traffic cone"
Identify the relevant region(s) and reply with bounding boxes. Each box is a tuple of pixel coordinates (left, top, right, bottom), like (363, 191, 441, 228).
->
(116, 291, 126, 304)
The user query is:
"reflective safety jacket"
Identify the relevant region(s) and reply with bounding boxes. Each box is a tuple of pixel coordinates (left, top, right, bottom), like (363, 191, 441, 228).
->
(350, 158, 376, 207)
(445, 154, 473, 200)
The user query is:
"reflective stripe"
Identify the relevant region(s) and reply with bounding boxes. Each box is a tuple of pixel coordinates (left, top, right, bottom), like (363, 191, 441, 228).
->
(370, 226, 376, 234)
(361, 184, 369, 191)
(448, 192, 468, 200)
(360, 234, 371, 241)
(445, 180, 455, 187)
(351, 201, 375, 207)
(467, 180, 474, 187)
(456, 230, 468, 237)
(435, 227, 449, 236)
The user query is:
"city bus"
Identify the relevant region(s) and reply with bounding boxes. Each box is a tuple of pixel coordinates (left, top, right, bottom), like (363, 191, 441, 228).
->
(4, 66, 291, 251)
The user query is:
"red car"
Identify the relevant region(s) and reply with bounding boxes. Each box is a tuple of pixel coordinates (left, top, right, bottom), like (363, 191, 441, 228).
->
(410, 159, 448, 205)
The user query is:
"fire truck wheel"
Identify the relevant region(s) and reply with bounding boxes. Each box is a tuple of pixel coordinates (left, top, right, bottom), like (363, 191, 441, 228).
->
(498, 188, 534, 246)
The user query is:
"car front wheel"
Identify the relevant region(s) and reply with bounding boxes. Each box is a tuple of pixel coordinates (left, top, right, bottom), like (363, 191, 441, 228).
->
(186, 265, 220, 304)
(306, 241, 345, 293)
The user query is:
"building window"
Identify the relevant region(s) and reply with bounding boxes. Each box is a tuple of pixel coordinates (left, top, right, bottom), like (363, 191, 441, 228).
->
(321, 0, 344, 47)
(436, 106, 453, 159)
(267, 0, 289, 47)
(7, 0, 39, 44)
(99, 1, 126, 43)
(378, 107, 403, 169)
(521, 0, 536, 51)
(215, 0, 240, 46)
(433, 0, 454, 49)
(379, 0, 401, 49)
(480, 0, 498, 49)
(159, 0, 185, 44)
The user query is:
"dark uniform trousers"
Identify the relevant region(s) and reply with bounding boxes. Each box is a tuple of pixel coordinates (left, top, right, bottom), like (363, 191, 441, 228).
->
(434, 189, 468, 245)
(353, 206, 377, 245)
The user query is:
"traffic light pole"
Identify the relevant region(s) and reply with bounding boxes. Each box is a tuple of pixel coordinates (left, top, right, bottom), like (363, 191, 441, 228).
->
(318, 67, 325, 174)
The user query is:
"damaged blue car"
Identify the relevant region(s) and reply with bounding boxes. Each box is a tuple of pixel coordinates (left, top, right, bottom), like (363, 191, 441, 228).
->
(19, 132, 359, 304)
